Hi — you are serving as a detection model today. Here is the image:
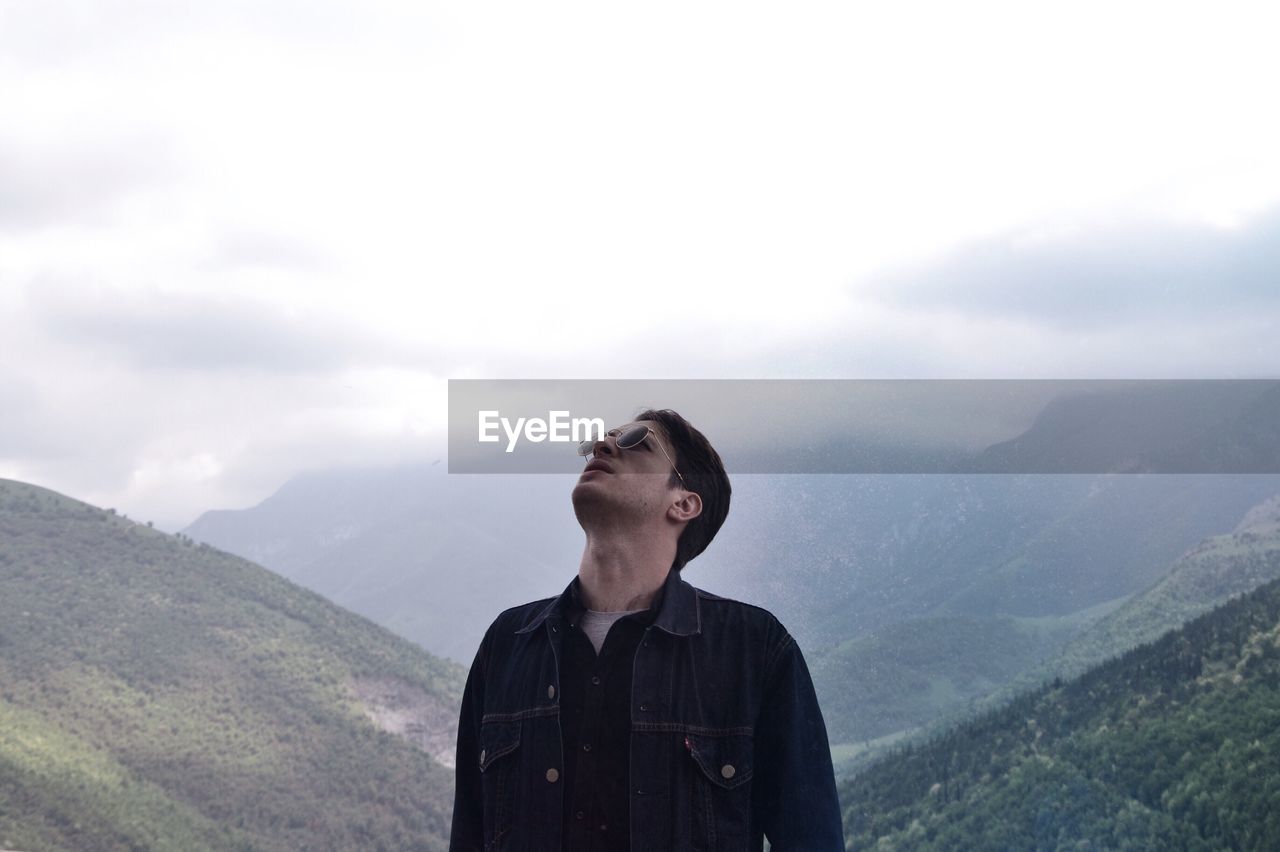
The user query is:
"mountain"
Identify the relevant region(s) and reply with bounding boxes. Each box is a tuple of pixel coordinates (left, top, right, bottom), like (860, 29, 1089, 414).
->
(185, 466, 583, 663)
(185, 466, 1280, 662)
(701, 474, 1280, 652)
(0, 478, 464, 852)
(1042, 493, 1280, 684)
(966, 381, 1280, 474)
(810, 602, 1120, 748)
(839, 571, 1280, 849)
(183, 461, 1280, 775)
(820, 491, 1280, 782)
(812, 484, 1280, 771)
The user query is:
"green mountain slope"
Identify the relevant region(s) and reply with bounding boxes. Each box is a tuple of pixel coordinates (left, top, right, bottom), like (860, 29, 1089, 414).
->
(1049, 494, 1280, 681)
(812, 488, 1280, 775)
(0, 478, 465, 851)
(955, 494, 1280, 729)
(840, 573, 1280, 849)
(813, 603, 1120, 748)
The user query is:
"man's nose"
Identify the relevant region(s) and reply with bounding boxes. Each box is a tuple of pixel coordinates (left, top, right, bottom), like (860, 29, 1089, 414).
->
(589, 433, 618, 457)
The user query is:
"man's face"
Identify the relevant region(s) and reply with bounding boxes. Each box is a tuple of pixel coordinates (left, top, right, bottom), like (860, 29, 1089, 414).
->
(571, 420, 684, 522)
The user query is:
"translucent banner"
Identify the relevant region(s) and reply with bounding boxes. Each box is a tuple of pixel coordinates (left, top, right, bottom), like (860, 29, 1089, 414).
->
(447, 379, 1280, 474)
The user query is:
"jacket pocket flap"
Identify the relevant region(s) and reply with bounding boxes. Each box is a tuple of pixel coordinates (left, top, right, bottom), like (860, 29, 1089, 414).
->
(478, 720, 521, 772)
(685, 732, 753, 790)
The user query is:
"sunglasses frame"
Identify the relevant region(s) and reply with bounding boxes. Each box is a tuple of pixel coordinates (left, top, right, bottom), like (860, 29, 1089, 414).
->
(577, 424, 688, 490)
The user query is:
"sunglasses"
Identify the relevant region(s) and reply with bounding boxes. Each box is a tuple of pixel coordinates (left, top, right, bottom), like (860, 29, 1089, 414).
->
(577, 424, 688, 490)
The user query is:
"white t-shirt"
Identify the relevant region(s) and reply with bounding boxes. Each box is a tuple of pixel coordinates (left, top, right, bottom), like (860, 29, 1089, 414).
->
(578, 608, 644, 654)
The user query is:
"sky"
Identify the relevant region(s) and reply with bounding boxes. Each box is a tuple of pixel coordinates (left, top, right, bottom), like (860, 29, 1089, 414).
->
(2, 0, 1279, 529)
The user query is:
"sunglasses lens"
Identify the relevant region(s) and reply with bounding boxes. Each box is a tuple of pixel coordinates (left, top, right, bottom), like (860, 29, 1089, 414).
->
(616, 424, 650, 449)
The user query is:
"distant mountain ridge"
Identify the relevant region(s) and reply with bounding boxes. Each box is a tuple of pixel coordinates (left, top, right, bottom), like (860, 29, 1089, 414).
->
(0, 478, 463, 851)
(186, 465, 583, 663)
(186, 468, 1280, 656)
(964, 381, 1280, 473)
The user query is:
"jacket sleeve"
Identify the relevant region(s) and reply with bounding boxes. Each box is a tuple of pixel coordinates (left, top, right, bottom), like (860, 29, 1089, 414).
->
(448, 631, 489, 852)
(753, 631, 845, 851)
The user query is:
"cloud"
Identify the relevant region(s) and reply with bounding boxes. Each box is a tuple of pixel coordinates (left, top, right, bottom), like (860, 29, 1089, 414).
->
(0, 376, 63, 459)
(26, 285, 448, 373)
(3, 0, 1280, 530)
(0, 353, 451, 530)
(855, 207, 1280, 330)
(207, 229, 334, 272)
(0, 135, 180, 230)
(0, 2, 441, 70)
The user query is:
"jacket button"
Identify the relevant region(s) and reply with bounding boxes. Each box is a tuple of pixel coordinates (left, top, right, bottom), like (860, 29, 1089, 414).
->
(479, 749, 486, 764)
(547, 684, 556, 699)
(721, 764, 736, 779)
(546, 768, 560, 783)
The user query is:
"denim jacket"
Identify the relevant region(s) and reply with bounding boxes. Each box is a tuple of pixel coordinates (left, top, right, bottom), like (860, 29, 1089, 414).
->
(449, 568, 845, 851)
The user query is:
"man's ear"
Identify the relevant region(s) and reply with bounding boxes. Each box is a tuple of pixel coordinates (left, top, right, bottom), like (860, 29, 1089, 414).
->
(668, 491, 702, 524)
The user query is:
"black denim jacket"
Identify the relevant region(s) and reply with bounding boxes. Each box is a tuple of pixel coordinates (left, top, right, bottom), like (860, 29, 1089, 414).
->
(449, 568, 845, 851)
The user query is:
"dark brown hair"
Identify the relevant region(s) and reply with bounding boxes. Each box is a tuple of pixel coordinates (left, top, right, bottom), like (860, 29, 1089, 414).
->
(635, 408, 731, 572)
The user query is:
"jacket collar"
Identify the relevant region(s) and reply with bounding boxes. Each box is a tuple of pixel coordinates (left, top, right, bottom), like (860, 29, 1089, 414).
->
(515, 566, 701, 637)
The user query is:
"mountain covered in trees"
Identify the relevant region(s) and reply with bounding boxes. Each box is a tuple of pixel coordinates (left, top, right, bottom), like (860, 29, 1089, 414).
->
(840, 570, 1280, 849)
(1046, 494, 1280, 681)
(815, 487, 1280, 767)
(0, 478, 464, 852)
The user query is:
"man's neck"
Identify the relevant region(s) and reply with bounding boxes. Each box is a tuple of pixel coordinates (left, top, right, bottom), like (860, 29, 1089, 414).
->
(577, 527, 674, 612)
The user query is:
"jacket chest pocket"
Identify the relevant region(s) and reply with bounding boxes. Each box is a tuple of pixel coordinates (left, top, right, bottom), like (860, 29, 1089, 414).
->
(479, 720, 522, 850)
(685, 732, 754, 851)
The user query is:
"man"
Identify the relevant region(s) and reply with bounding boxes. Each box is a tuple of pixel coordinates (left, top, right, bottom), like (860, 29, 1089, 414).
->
(449, 408, 843, 851)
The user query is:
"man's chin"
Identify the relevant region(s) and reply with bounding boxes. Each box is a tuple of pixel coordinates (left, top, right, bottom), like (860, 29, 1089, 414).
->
(571, 478, 601, 504)
(571, 479, 614, 522)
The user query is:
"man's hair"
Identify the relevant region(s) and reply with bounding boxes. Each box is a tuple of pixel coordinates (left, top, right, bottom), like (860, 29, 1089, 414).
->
(635, 408, 731, 572)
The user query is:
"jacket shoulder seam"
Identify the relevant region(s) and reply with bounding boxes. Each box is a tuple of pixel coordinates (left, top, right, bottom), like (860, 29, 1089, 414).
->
(492, 596, 557, 631)
(693, 589, 787, 624)
(763, 631, 795, 683)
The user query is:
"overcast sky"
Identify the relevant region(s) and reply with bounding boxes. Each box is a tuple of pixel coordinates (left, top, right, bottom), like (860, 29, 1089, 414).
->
(2, 0, 1279, 529)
